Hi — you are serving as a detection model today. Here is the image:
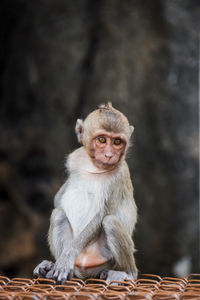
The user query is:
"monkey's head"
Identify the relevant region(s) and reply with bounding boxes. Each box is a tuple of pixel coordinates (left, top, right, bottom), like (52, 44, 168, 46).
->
(75, 103, 134, 170)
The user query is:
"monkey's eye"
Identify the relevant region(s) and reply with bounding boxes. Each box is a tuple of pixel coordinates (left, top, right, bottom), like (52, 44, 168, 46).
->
(114, 138, 122, 145)
(98, 137, 106, 143)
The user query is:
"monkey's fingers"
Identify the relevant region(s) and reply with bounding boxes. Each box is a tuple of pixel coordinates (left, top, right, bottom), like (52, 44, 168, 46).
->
(46, 267, 73, 284)
(67, 269, 73, 281)
(58, 268, 73, 284)
(46, 269, 54, 279)
(38, 267, 46, 277)
(57, 269, 67, 285)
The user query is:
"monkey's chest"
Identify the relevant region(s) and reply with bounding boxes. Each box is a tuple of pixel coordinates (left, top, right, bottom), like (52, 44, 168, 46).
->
(61, 179, 103, 237)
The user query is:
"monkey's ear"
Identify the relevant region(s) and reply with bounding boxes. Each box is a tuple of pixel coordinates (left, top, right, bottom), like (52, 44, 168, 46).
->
(75, 119, 84, 144)
(130, 125, 134, 136)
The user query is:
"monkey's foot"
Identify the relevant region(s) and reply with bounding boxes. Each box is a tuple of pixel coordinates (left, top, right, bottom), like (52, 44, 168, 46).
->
(100, 269, 137, 283)
(33, 260, 54, 278)
(46, 266, 73, 285)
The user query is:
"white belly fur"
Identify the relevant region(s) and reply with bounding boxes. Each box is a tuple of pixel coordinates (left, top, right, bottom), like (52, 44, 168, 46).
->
(61, 174, 104, 237)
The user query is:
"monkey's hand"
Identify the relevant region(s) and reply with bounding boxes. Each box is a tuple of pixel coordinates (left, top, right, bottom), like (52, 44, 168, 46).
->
(46, 252, 75, 284)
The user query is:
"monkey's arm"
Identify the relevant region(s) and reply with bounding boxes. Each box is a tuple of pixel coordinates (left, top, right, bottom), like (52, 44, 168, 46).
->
(46, 211, 103, 283)
(72, 213, 102, 252)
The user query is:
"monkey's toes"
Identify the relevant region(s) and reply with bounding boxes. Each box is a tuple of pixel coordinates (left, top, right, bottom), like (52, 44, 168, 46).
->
(100, 269, 109, 280)
(33, 260, 54, 278)
(100, 270, 129, 284)
(130, 269, 138, 281)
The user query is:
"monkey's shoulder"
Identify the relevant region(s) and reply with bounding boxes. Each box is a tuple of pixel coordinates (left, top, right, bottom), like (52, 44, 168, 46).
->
(65, 147, 84, 170)
(66, 147, 99, 174)
(119, 160, 133, 183)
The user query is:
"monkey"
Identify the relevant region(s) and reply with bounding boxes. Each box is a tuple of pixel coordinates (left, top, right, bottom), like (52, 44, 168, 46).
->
(33, 102, 138, 284)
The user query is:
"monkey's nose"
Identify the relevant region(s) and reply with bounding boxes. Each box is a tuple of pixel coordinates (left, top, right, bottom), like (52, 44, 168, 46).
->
(105, 153, 113, 158)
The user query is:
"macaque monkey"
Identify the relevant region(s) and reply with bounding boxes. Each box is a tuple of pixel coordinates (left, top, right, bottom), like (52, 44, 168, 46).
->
(34, 103, 138, 284)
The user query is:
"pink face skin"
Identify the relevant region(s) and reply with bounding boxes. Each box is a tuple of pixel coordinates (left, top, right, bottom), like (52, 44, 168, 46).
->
(90, 131, 127, 170)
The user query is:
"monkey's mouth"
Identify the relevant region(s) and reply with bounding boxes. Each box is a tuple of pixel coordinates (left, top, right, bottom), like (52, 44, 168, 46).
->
(95, 157, 119, 167)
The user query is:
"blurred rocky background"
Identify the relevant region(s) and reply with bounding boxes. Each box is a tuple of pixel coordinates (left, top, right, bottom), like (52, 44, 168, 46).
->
(0, 0, 199, 278)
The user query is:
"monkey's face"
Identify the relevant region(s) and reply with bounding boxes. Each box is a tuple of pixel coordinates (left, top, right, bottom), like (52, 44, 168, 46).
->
(89, 130, 127, 170)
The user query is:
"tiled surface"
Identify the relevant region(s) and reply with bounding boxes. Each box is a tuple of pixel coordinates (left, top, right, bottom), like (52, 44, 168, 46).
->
(0, 274, 199, 299)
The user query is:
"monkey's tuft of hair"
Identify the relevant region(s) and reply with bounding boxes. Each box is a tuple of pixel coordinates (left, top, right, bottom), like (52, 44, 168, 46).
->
(98, 102, 113, 112)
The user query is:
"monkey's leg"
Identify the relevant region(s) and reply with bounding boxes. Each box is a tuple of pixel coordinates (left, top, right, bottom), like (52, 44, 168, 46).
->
(47, 212, 102, 284)
(100, 215, 138, 282)
(34, 208, 73, 280)
(48, 208, 73, 259)
(45, 208, 74, 283)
